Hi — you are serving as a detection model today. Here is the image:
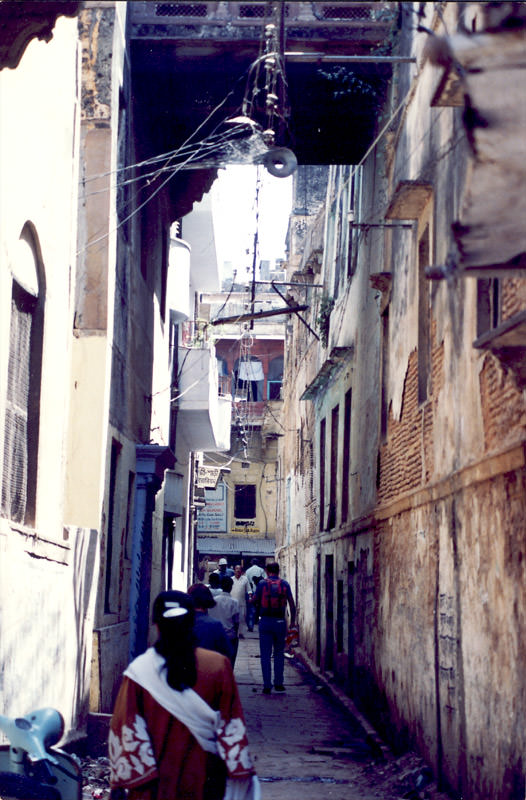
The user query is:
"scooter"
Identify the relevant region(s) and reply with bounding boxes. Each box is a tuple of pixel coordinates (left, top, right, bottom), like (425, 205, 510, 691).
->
(0, 708, 82, 799)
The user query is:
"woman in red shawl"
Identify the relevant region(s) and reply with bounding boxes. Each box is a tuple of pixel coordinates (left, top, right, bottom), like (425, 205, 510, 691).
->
(109, 591, 260, 800)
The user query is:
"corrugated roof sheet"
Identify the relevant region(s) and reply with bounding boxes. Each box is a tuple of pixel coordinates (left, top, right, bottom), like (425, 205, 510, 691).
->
(197, 536, 275, 555)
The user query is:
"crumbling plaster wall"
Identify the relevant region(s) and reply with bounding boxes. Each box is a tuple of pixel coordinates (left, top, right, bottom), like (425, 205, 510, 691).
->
(372, 467, 526, 798)
(370, 5, 526, 796)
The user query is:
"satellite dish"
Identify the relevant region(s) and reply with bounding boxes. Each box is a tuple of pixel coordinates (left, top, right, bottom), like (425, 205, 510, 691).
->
(262, 147, 297, 178)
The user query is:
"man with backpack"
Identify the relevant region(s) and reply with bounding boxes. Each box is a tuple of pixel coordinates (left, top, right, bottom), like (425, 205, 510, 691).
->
(254, 562, 296, 694)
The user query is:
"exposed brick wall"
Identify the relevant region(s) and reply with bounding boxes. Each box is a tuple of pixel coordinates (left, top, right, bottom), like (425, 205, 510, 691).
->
(501, 278, 526, 321)
(479, 353, 526, 453)
(378, 325, 445, 504)
(378, 335, 525, 505)
(378, 350, 422, 502)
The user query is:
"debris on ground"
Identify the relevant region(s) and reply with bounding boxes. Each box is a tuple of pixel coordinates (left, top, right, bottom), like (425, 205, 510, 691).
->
(77, 755, 111, 800)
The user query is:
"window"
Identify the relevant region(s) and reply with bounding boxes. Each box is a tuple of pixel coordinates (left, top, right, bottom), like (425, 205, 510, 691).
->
(347, 166, 362, 279)
(233, 357, 264, 401)
(342, 389, 352, 523)
(336, 579, 344, 652)
(319, 418, 326, 531)
(1, 231, 43, 526)
(267, 356, 283, 400)
(325, 554, 334, 670)
(104, 439, 121, 614)
(418, 224, 432, 404)
(380, 308, 389, 439)
(326, 166, 354, 299)
(477, 278, 501, 336)
(217, 356, 229, 397)
(328, 404, 339, 529)
(234, 484, 256, 518)
(124, 470, 135, 560)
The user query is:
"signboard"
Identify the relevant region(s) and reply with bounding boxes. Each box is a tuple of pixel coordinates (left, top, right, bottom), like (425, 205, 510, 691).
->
(232, 519, 260, 534)
(196, 482, 227, 532)
(196, 466, 221, 488)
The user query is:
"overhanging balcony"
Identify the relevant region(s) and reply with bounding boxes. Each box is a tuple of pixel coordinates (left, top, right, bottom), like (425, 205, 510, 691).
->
(177, 331, 232, 452)
(129, 1, 396, 167)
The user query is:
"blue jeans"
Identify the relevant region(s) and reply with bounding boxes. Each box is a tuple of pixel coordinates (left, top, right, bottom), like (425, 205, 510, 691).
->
(258, 616, 286, 688)
(247, 600, 256, 631)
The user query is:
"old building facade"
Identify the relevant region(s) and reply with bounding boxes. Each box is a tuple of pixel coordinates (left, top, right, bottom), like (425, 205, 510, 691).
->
(0, 1, 225, 727)
(195, 279, 287, 568)
(278, 4, 526, 798)
(0, 2, 98, 735)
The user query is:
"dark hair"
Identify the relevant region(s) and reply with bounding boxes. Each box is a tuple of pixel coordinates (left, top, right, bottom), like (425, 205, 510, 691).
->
(188, 582, 216, 609)
(266, 562, 280, 575)
(221, 576, 233, 592)
(152, 591, 197, 690)
(209, 572, 221, 588)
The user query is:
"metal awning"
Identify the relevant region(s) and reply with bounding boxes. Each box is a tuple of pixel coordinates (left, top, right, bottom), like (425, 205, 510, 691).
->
(197, 536, 275, 556)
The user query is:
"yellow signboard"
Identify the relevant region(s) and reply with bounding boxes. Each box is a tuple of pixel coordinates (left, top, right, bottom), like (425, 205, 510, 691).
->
(232, 520, 260, 534)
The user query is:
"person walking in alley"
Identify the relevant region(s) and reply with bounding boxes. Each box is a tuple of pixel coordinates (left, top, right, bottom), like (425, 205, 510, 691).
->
(254, 562, 296, 694)
(231, 564, 250, 637)
(213, 557, 234, 578)
(245, 559, 266, 631)
(109, 590, 260, 800)
(208, 576, 240, 667)
(187, 582, 232, 660)
(208, 571, 222, 597)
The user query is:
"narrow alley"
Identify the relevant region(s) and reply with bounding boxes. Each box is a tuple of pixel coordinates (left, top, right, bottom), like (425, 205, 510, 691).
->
(80, 632, 453, 800)
(2, 3, 526, 798)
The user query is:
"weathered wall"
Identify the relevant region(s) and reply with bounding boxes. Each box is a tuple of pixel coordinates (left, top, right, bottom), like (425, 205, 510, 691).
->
(71, 4, 177, 712)
(0, 524, 99, 737)
(279, 4, 526, 797)
(0, 14, 100, 734)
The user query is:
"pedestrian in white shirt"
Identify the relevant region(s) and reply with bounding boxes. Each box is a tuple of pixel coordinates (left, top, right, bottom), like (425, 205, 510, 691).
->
(231, 564, 250, 637)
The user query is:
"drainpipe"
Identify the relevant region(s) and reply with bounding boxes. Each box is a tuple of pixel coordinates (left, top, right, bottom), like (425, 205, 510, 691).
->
(128, 444, 175, 661)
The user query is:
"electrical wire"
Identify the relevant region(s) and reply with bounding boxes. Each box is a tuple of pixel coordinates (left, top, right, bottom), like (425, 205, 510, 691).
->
(211, 270, 238, 323)
(77, 59, 264, 256)
(81, 125, 255, 185)
(81, 126, 261, 198)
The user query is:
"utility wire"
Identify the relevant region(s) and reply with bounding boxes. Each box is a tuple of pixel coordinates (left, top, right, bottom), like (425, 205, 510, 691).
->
(81, 126, 259, 198)
(77, 55, 265, 256)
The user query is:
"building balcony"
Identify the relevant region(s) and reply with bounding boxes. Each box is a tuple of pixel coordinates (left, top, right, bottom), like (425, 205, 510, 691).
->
(177, 331, 232, 453)
(130, 1, 396, 167)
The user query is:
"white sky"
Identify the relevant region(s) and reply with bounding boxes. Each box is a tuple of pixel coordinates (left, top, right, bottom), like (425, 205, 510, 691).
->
(211, 165, 293, 280)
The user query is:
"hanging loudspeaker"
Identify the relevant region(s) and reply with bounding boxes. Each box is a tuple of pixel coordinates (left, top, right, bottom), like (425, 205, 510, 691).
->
(262, 147, 298, 178)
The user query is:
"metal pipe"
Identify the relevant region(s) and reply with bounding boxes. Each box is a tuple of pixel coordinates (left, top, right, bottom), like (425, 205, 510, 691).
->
(284, 52, 416, 63)
(255, 280, 324, 288)
(349, 222, 414, 228)
(271, 281, 320, 341)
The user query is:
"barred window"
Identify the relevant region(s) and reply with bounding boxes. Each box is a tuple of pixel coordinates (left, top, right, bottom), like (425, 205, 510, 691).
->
(155, 3, 207, 17)
(2, 231, 43, 527)
(2, 285, 37, 523)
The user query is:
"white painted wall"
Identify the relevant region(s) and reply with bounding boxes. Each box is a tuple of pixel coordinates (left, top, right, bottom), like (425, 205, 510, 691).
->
(0, 16, 98, 735)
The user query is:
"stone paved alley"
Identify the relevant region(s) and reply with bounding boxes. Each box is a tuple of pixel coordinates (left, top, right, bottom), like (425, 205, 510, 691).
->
(80, 632, 453, 800)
